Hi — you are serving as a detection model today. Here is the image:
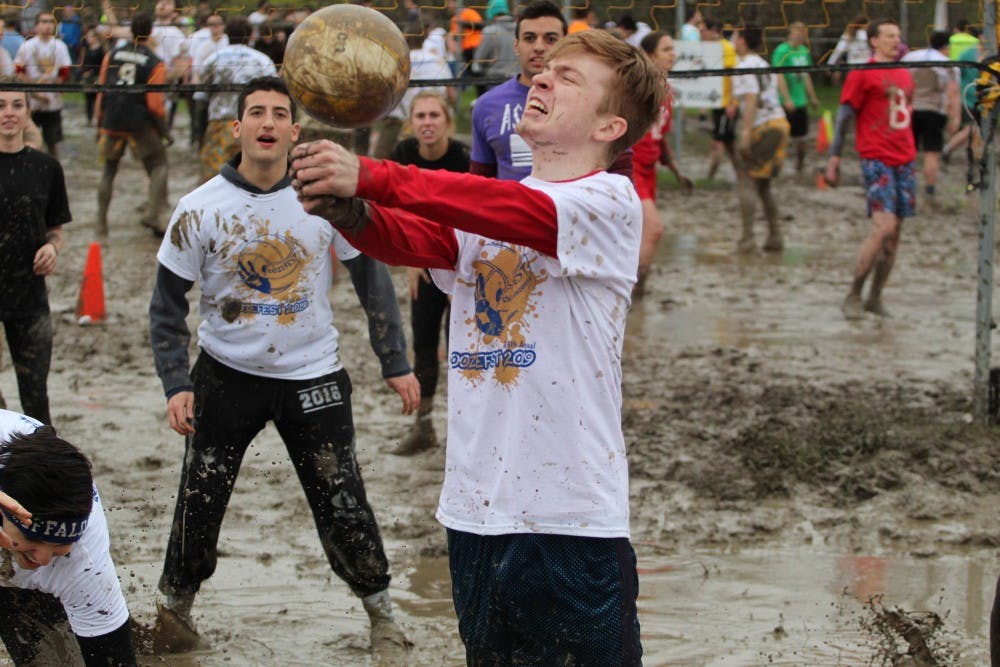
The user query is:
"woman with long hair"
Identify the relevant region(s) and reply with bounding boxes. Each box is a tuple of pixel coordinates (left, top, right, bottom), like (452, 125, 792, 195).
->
(389, 91, 470, 455)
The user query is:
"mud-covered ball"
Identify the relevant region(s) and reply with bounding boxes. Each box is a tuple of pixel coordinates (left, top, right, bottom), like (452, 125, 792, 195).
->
(281, 4, 411, 129)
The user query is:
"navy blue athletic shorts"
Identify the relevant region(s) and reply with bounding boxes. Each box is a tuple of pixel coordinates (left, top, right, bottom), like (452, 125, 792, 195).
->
(447, 529, 642, 666)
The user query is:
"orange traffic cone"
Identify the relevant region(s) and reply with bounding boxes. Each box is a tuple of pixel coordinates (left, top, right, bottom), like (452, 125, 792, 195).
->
(76, 242, 106, 324)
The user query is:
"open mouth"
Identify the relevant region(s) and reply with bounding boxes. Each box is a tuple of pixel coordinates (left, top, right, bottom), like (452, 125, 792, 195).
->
(258, 135, 277, 146)
(17, 553, 41, 568)
(526, 99, 548, 115)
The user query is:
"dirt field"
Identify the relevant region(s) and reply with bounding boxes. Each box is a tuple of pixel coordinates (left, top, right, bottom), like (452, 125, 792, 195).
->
(1, 101, 999, 666)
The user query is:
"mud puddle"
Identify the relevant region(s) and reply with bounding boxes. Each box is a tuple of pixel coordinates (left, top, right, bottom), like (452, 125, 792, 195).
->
(629, 232, 977, 383)
(123, 544, 993, 665)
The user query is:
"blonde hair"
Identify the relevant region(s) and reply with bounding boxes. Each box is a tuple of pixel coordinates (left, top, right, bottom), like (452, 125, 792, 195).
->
(408, 89, 454, 127)
(546, 30, 664, 162)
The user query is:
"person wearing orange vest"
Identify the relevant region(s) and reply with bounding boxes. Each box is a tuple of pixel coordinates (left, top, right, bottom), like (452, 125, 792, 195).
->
(446, 0, 482, 77)
(567, 7, 597, 34)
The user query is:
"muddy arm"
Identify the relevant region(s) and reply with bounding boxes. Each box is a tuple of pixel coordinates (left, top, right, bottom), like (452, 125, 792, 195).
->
(149, 263, 195, 396)
(341, 254, 411, 379)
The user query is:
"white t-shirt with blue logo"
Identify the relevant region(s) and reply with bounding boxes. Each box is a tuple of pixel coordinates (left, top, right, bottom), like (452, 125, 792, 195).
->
(157, 175, 361, 380)
(0, 410, 130, 638)
(430, 171, 640, 538)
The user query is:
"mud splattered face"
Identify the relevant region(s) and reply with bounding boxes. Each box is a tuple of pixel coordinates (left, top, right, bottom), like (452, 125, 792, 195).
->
(0, 517, 72, 570)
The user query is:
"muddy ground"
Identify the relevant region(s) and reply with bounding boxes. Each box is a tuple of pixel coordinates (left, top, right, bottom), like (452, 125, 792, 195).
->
(1, 103, 999, 666)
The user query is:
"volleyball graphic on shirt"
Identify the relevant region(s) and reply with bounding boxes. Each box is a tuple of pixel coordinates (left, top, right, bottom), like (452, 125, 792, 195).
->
(235, 233, 307, 298)
(472, 244, 545, 341)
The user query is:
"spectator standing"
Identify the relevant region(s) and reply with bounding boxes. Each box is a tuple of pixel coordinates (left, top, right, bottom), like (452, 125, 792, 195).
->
(0, 23, 11, 75)
(78, 25, 105, 125)
(19, 0, 43, 37)
(1, 17, 25, 60)
(446, 0, 482, 78)
(195, 15, 275, 182)
(470, 0, 565, 180)
(949, 19, 978, 60)
(473, 0, 518, 85)
(828, 14, 870, 80)
(390, 90, 470, 455)
(633, 30, 691, 294)
(151, 0, 189, 129)
(567, 8, 597, 34)
(680, 6, 702, 42)
(732, 22, 790, 253)
(702, 17, 738, 181)
(13, 12, 72, 159)
(900, 30, 960, 208)
(618, 13, 651, 48)
(372, 29, 455, 159)
(943, 32, 982, 165)
(56, 4, 81, 61)
(95, 11, 170, 236)
(187, 12, 227, 147)
(0, 82, 69, 425)
(772, 21, 820, 173)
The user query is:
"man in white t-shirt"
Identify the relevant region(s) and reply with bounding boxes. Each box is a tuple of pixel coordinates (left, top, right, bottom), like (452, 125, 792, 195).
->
(148, 77, 418, 663)
(186, 12, 228, 148)
(195, 16, 276, 181)
(900, 30, 960, 208)
(291, 29, 661, 666)
(151, 0, 188, 130)
(13, 11, 71, 159)
(731, 21, 791, 253)
(0, 409, 136, 665)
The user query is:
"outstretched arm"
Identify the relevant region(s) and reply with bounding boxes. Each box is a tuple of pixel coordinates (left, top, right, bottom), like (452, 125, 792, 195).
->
(291, 140, 558, 256)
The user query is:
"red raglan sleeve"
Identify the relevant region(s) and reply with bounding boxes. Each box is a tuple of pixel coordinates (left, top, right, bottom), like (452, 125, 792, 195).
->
(347, 205, 462, 270)
(355, 157, 559, 257)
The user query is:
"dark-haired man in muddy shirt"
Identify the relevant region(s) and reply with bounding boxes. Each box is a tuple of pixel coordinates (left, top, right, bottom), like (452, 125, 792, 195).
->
(147, 76, 418, 663)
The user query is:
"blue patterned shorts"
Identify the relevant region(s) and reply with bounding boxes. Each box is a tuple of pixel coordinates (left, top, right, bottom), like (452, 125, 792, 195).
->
(447, 529, 643, 666)
(861, 159, 916, 218)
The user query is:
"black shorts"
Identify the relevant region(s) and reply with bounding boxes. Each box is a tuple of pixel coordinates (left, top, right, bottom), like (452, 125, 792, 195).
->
(912, 110, 946, 152)
(31, 109, 63, 145)
(712, 107, 736, 143)
(785, 106, 809, 138)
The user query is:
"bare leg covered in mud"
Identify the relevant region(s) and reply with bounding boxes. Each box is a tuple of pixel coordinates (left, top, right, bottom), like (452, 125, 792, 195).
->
(844, 211, 901, 319)
(737, 176, 782, 253)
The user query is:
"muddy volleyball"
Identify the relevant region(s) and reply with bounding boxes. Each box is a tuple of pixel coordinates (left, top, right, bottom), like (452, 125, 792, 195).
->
(280, 4, 411, 128)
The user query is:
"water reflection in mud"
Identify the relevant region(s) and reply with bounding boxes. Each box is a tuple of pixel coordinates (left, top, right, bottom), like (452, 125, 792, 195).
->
(129, 546, 993, 665)
(628, 233, 975, 382)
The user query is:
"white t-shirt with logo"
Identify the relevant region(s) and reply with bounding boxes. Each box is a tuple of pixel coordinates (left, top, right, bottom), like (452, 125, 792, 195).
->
(0, 410, 130, 638)
(13, 36, 71, 111)
(157, 175, 361, 380)
(732, 53, 786, 126)
(430, 171, 640, 538)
